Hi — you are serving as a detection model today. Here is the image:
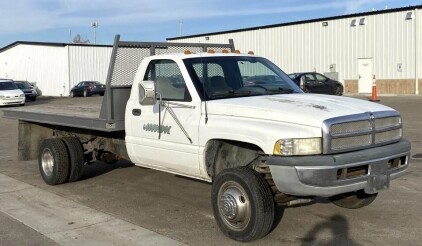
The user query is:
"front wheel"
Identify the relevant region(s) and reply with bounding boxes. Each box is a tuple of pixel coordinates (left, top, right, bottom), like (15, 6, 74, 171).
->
(329, 190, 377, 209)
(212, 167, 274, 242)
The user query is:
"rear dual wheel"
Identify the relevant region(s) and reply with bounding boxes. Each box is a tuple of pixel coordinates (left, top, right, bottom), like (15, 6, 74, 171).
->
(62, 137, 85, 182)
(38, 137, 85, 185)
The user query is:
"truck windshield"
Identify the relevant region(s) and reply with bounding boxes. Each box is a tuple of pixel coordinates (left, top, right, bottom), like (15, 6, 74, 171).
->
(184, 56, 302, 100)
(0, 82, 18, 91)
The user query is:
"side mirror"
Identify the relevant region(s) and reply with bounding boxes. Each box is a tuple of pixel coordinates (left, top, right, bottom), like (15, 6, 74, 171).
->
(139, 80, 157, 105)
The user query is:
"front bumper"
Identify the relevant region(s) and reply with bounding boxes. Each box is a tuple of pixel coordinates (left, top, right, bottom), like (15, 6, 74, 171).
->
(24, 93, 37, 100)
(265, 140, 411, 197)
(0, 98, 25, 106)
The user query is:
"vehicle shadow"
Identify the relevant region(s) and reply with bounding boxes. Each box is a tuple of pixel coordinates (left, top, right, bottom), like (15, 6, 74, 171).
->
(79, 159, 134, 181)
(25, 96, 56, 106)
(300, 214, 358, 246)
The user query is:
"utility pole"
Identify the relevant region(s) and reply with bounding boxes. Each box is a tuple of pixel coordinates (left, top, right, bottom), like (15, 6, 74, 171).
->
(91, 21, 99, 44)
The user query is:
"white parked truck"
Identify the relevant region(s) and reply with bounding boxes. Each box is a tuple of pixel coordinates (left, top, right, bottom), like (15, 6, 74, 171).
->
(3, 36, 410, 242)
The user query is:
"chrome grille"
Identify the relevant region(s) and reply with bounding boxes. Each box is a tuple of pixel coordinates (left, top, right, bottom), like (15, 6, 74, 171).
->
(331, 135, 372, 150)
(375, 128, 402, 144)
(330, 120, 371, 135)
(323, 111, 402, 154)
(375, 116, 401, 130)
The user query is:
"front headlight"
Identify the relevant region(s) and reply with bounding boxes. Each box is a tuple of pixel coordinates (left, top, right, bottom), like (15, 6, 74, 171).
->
(20, 94, 25, 98)
(0, 95, 4, 99)
(273, 138, 322, 156)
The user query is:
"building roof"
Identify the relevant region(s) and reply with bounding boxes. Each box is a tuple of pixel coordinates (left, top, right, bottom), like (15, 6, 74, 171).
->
(0, 41, 112, 53)
(167, 5, 422, 40)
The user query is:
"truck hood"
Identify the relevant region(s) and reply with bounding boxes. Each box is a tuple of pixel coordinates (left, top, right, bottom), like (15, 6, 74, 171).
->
(206, 94, 395, 127)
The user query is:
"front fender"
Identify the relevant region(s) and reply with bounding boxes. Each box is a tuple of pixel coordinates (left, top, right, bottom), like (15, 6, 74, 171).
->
(199, 115, 321, 154)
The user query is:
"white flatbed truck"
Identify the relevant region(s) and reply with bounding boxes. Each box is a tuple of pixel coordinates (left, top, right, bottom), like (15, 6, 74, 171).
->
(3, 35, 410, 242)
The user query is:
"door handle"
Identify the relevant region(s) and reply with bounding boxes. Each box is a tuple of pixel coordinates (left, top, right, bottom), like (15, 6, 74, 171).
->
(132, 109, 142, 116)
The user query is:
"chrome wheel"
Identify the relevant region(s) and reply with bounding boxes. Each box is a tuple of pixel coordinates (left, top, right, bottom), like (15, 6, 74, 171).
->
(218, 181, 251, 231)
(212, 167, 274, 241)
(41, 148, 54, 177)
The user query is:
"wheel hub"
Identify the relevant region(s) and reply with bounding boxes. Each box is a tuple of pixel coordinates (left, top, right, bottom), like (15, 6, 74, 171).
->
(218, 183, 251, 230)
(41, 148, 54, 176)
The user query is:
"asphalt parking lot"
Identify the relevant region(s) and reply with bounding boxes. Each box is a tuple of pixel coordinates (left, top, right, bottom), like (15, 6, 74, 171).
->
(0, 95, 421, 245)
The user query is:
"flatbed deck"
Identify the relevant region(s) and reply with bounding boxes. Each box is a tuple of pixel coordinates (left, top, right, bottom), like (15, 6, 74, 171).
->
(3, 97, 125, 132)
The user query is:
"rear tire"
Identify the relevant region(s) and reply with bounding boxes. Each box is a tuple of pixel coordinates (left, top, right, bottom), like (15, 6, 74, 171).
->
(38, 138, 70, 185)
(212, 167, 274, 242)
(62, 137, 85, 182)
(330, 190, 377, 209)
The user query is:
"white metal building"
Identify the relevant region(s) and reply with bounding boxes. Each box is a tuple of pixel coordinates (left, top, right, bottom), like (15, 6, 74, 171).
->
(0, 42, 112, 96)
(168, 5, 422, 95)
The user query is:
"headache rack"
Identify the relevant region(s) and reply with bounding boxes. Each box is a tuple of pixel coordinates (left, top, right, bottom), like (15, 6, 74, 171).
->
(3, 35, 234, 132)
(99, 35, 235, 131)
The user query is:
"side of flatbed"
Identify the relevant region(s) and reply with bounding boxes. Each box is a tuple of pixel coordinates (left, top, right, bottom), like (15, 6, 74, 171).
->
(2, 97, 124, 132)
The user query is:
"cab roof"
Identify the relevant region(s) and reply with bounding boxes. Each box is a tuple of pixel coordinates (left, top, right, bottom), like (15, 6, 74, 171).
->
(149, 52, 257, 60)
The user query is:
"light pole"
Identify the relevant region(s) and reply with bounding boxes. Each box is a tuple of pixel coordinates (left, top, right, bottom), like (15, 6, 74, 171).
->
(91, 21, 99, 44)
(179, 20, 183, 36)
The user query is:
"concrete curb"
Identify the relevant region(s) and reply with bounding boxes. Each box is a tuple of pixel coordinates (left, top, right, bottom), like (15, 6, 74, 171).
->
(0, 173, 184, 246)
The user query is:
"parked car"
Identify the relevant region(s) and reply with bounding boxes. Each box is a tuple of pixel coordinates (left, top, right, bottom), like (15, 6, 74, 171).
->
(14, 81, 37, 101)
(0, 79, 25, 106)
(70, 81, 105, 97)
(288, 72, 343, 95)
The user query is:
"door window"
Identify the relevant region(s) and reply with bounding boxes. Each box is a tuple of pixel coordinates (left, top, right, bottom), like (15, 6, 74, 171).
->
(315, 74, 328, 82)
(304, 74, 315, 81)
(145, 60, 191, 101)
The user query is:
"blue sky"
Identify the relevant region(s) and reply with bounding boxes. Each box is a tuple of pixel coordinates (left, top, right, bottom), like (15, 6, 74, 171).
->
(0, 0, 420, 47)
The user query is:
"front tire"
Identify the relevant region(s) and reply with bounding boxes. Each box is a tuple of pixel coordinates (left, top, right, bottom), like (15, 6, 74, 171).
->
(329, 190, 377, 209)
(212, 167, 274, 242)
(38, 138, 70, 185)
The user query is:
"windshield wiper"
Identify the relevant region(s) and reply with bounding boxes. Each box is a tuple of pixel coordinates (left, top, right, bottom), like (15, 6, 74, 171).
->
(210, 90, 252, 99)
(267, 87, 295, 94)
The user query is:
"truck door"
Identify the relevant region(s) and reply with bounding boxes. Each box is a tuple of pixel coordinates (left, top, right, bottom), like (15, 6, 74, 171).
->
(314, 73, 331, 94)
(303, 73, 319, 93)
(126, 59, 202, 177)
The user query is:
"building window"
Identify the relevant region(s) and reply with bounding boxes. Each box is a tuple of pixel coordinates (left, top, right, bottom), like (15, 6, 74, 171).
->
(405, 12, 413, 20)
(351, 19, 357, 26)
(322, 21, 328, 27)
(359, 18, 366, 25)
